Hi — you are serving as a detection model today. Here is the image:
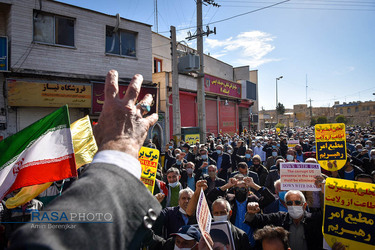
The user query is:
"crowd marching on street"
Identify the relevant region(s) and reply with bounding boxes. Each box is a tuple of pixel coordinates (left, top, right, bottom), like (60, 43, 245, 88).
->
(0, 70, 374, 250)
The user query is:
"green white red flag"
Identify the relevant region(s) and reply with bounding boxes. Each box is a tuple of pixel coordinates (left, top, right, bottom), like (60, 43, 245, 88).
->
(0, 105, 77, 199)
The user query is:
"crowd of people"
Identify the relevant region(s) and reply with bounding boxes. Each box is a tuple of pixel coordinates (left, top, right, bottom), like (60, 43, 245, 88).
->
(146, 127, 375, 249)
(1, 69, 374, 249)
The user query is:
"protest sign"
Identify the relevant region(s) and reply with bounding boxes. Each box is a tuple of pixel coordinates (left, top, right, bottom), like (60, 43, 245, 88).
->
(185, 134, 200, 145)
(287, 140, 299, 149)
(138, 147, 159, 193)
(193, 221, 236, 250)
(196, 188, 212, 249)
(280, 162, 321, 191)
(323, 178, 375, 249)
(315, 123, 346, 171)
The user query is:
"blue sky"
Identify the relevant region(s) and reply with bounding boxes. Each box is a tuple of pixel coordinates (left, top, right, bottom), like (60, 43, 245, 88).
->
(59, 0, 375, 110)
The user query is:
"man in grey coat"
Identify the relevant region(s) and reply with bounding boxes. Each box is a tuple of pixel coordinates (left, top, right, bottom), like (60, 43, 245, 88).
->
(9, 70, 162, 249)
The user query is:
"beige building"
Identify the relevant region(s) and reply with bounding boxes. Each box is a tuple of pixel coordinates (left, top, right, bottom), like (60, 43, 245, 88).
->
(259, 100, 375, 129)
(0, 0, 155, 140)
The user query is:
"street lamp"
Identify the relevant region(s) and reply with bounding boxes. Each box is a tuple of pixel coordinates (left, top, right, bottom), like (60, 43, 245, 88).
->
(276, 76, 283, 123)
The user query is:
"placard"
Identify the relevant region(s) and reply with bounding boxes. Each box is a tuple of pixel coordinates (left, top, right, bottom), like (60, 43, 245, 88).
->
(280, 162, 321, 191)
(315, 123, 346, 171)
(196, 188, 212, 249)
(323, 178, 375, 249)
(138, 147, 159, 193)
(185, 134, 200, 145)
(287, 140, 299, 149)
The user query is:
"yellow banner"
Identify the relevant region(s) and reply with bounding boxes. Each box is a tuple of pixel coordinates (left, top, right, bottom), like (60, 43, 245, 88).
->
(139, 147, 159, 193)
(7, 79, 91, 108)
(315, 123, 346, 171)
(323, 178, 375, 249)
(185, 134, 200, 145)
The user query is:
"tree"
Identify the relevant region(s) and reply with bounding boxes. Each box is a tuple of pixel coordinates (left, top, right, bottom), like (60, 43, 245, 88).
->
(335, 115, 347, 124)
(276, 103, 285, 115)
(276, 123, 285, 130)
(316, 116, 328, 124)
(310, 117, 317, 126)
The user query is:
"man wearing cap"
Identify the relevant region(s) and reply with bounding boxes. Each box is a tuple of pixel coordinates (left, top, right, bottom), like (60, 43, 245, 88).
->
(210, 144, 232, 181)
(145, 225, 201, 250)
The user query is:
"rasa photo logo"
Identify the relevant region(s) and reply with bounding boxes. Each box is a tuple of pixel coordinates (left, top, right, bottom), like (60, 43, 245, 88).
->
(31, 211, 113, 224)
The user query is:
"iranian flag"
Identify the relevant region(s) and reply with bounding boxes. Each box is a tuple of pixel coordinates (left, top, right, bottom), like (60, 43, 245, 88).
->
(0, 105, 77, 199)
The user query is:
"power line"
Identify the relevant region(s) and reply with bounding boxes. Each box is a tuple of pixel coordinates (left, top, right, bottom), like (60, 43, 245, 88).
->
(158, 0, 290, 33)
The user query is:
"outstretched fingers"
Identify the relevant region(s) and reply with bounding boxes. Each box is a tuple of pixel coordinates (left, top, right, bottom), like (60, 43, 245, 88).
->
(105, 70, 119, 102)
(123, 74, 143, 107)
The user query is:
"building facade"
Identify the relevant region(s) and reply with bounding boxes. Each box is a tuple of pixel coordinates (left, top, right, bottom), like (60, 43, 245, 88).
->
(152, 32, 258, 146)
(0, 0, 158, 141)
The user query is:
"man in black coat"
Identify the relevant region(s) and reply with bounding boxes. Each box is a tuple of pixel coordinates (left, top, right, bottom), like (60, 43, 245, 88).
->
(9, 70, 162, 249)
(210, 144, 232, 181)
(194, 147, 216, 179)
(246, 190, 323, 250)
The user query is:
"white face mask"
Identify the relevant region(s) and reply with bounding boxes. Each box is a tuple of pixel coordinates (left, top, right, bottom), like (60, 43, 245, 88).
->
(174, 245, 194, 250)
(365, 144, 370, 149)
(213, 215, 228, 222)
(286, 154, 294, 161)
(227, 150, 233, 154)
(186, 168, 193, 174)
(288, 205, 304, 219)
(272, 152, 278, 157)
(357, 148, 362, 152)
(169, 181, 179, 188)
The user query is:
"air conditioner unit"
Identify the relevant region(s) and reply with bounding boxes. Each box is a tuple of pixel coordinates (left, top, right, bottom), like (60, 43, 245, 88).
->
(178, 54, 200, 73)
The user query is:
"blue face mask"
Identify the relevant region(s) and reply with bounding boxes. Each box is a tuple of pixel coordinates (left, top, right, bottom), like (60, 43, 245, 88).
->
(169, 146, 173, 149)
(176, 160, 181, 165)
(278, 191, 287, 202)
(216, 150, 222, 155)
(272, 145, 276, 149)
(201, 154, 208, 160)
(245, 154, 251, 158)
(277, 144, 280, 147)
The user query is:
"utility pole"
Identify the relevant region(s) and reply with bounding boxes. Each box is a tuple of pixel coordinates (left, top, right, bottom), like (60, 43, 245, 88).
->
(170, 26, 181, 141)
(154, 0, 158, 33)
(309, 98, 313, 118)
(187, 0, 219, 143)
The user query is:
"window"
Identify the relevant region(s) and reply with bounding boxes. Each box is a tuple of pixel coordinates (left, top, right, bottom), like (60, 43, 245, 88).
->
(355, 107, 359, 112)
(154, 58, 162, 72)
(33, 11, 75, 47)
(347, 108, 351, 114)
(105, 26, 136, 57)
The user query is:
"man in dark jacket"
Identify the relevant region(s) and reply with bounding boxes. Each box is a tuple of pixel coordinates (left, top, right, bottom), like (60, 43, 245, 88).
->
(246, 190, 323, 250)
(152, 188, 196, 239)
(211, 198, 251, 250)
(210, 144, 232, 180)
(194, 147, 216, 179)
(249, 155, 269, 186)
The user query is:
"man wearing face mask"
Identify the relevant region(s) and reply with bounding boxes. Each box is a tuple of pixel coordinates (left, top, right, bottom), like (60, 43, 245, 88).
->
(285, 149, 297, 163)
(253, 141, 266, 163)
(180, 162, 199, 191)
(236, 148, 254, 168)
(194, 147, 216, 179)
(210, 145, 232, 181)
(171, 153, 188, 172)
(249, 155, 268, 186)
(265, 148, 279, 170)
(165, 168, 183, 207)
(152, 188, 196, 239)
(211, 198, 251, 250)
(245, 190, 323, 250)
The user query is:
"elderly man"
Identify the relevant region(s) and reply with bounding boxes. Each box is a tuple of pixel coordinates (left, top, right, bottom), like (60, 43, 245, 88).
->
(152, 188, 196, 239)
(165, 167, 183, 207)
(249, 155, 268, 186)
(180, 162, 199, 191)
(203, 165, 226, 196)
(245, 190, 323, 250)
(230, 162, 260, 187)
(211, 198, 251, 249)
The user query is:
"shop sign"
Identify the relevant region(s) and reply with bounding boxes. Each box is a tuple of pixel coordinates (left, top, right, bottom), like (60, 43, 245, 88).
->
(204, 74, 241, 98)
